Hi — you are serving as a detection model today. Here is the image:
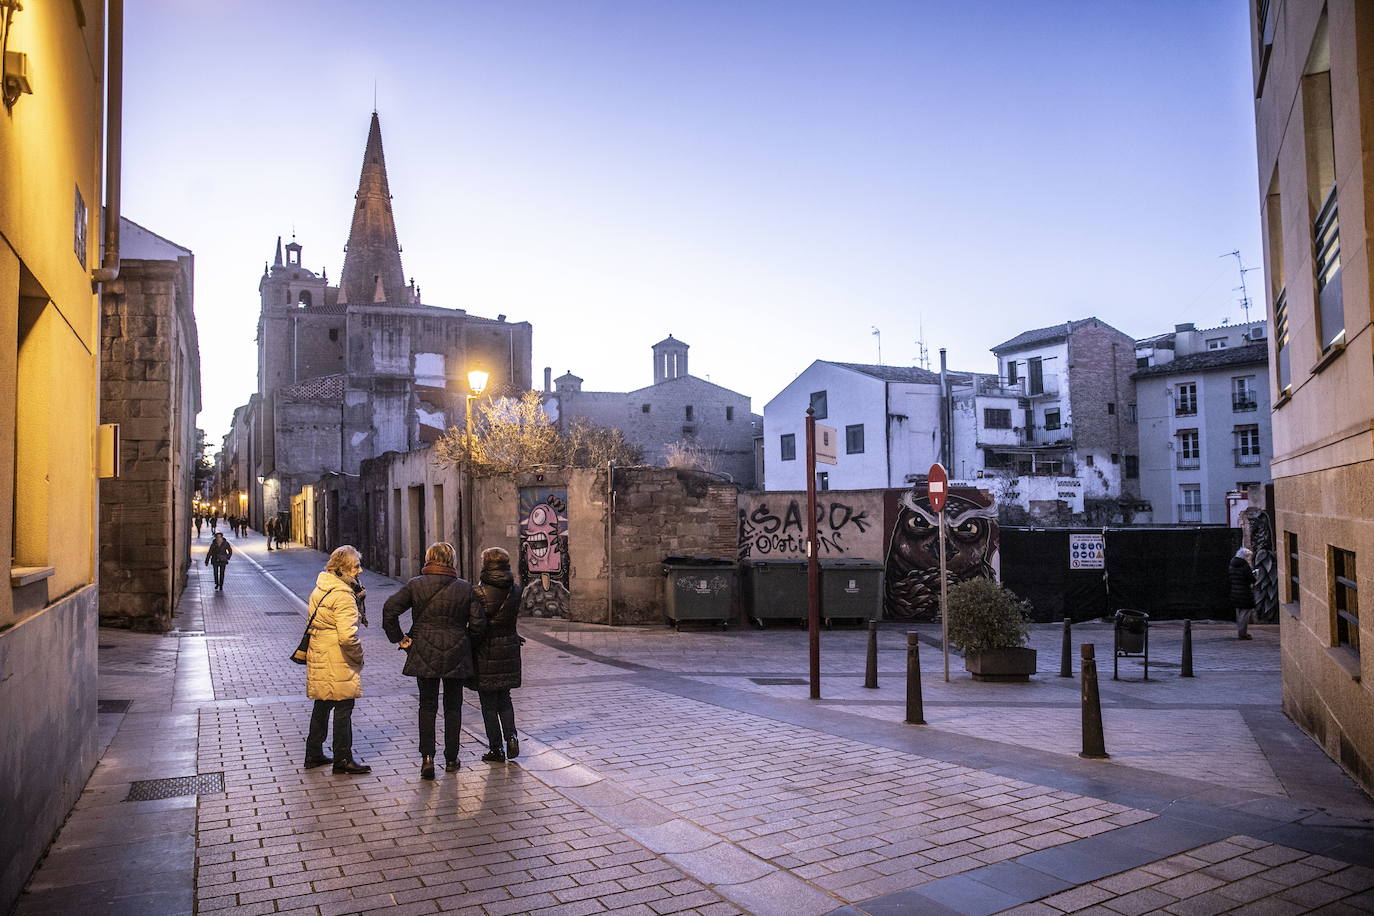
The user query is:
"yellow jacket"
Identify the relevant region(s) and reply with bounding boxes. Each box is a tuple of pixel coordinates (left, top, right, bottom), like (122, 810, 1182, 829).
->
(305, 571, 363, 701)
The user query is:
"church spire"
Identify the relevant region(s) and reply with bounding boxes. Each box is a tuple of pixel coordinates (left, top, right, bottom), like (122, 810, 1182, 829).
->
(338, 112, 408, 306)
(274, 236, 283, 266)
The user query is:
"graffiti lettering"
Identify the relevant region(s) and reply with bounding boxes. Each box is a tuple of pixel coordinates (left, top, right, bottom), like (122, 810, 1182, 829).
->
(739, 497, 875, 561)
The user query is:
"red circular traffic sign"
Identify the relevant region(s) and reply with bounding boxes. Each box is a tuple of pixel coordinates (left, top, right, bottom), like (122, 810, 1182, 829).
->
(927, 462, 949, 513)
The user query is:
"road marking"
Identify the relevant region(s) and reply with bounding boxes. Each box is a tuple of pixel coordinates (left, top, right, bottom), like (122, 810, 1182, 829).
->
(239, 547, 308, 609)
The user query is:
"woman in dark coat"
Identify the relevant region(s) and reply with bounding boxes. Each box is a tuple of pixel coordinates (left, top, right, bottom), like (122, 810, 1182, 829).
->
(472, 547, 524, 762)
(382, 542, 485, 778)
(1229, 546, 1256, 640)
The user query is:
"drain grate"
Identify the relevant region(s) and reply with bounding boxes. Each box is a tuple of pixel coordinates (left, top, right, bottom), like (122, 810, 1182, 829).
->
(264, 611, 300, 617)
(124, 772, 225, 802)
(163, 630, 206, 637)
(750, 677, 809, 686)
(98, 699, 132, 714)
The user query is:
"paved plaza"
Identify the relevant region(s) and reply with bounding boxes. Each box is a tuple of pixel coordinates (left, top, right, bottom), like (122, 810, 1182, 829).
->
(12, 533, 1374, 916)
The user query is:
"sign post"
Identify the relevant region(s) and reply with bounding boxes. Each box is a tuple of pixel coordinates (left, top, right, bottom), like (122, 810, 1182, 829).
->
(805, 409, 823, 699)
(928, 462, 950, 682)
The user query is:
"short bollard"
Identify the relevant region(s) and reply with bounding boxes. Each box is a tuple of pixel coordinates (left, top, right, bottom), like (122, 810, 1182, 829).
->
(1059, 618, 1073, 678)
(1181, 619, 1195, 678)
(864, 620, 879, 689)
(905, 631, 926, 725)
(1080, 644, 1109, 759)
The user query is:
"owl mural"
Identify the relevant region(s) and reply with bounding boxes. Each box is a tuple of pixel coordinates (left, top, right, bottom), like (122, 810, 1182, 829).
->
(884, 486, 999, 620)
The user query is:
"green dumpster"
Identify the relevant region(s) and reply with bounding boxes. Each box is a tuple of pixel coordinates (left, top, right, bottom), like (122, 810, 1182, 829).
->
(820, 559, 884, 626)
(662, 557, 737, 629)
(745, 560, 808, 628)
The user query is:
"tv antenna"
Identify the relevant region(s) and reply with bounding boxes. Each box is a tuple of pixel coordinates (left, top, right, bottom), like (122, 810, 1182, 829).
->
(871, 326, 882, 364)
(1221, 250, 1259, 324)
(915, 317, 931, 370)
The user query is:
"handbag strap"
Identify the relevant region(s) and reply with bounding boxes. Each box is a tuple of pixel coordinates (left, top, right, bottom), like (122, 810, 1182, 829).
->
(305, 587, 341, 631)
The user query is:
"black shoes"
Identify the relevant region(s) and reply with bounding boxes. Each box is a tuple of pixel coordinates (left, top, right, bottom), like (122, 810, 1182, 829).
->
(506, 736, 519, 760)
(303, 753, 333, 769)
(420, 755, 435, 780)
(481, 749, 505, 762)
(444, 757, 460, 772)
(332, 757, 372, 775)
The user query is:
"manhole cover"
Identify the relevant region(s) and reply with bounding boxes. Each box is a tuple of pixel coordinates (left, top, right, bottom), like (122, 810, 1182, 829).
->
(750, 677, 808, 686)
(163, 630, 206, 637)
(98, 699, 132, 714)
(124, 772, 225, 802)
(265, 612, 300, 617)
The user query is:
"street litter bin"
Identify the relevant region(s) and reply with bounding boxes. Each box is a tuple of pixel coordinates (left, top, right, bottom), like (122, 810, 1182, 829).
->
(820, 559, 884, 626)
(746, 560, 808, 627)
(1113, 608, 1150, 680)
(662, 557, 737, 629)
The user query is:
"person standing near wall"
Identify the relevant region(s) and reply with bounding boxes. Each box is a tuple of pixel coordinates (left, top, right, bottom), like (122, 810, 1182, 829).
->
(205, 532, 233, 591)
(471, 547, 524, 762)
(1229, 547, 1257, 640)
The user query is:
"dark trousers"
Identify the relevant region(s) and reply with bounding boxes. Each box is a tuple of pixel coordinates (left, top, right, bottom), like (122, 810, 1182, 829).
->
(417, 677, 463, 759)
(211, 562, 226, 588)
(307, 698, 355, 759)
(479, 689, 516, 750)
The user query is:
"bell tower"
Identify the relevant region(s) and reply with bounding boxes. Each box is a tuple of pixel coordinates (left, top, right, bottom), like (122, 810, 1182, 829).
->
(652, 334, 689, 385)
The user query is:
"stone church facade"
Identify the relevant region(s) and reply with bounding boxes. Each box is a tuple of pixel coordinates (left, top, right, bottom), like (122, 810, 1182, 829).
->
(241, 113, 532, 535)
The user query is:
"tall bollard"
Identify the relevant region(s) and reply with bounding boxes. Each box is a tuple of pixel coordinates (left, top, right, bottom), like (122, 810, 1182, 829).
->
(905, 631, 926, 725)
(864, 620, 879, 689)
(1079, 644, 1109, 759)
(1059, 618, 1073, 678)
(1181, 619, 1195, 678)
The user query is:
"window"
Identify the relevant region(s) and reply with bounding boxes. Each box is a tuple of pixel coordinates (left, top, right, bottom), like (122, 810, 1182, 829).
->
(1286, 531, 1299, 604)
(1232, 376, 1257, 412)
(1136, 356, 1149, 368)
(641, 403, 651, 413)
(1107, 402, 1116, 415)
(809, 390, 828, 419)
(1044, 409, 1061, 430)
(685, 405, 694, 421)
(1177, 429, 1200, 469)
(1005, 361, 1018, 385)
(726, 406, 734, 421)
(1110, 453, 1120, 464)
(1085, 454, 1094, 467)
(1275, 291, 1292, 393)
(1127, 403, 1137, 424)
(817, 471, 829, 492)
(1305, 14, 1344, 352)
(328, 328, 339, 342)
(1266, 171, 1290, 392)
(1333, 547, 1359, 655)
(1179, 485, 1202, 521)
(1234, 425, 1261, 467)
(780, 433, 796, 461)
(1175, 383, 1197, 416)
(983, 408, 1011, 429)
(1206, 337, 1228, 350)
(845, 423, 864, 454)
(1027, 357, 1044, 395)
(1124, 455, 1139, 479)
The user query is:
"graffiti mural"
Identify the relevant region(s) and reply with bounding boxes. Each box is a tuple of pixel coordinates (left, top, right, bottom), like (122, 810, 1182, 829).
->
(737, 493, 880, 561)
(1244, 507, 1279, 623)
(884, 486, 999, 621)
(518, 488, 570, 618)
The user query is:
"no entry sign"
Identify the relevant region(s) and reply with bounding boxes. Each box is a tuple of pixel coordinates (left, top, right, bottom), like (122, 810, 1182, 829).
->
(928, 463, 949, 513)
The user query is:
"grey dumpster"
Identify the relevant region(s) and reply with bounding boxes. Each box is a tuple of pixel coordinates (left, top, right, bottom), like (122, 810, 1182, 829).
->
(746, 560, 808, 627)
(662, 557, 737, 629)
(821, 559, 884, 626)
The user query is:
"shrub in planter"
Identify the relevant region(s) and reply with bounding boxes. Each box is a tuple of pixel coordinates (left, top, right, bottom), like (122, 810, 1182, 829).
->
(946, 578, 1036, 681)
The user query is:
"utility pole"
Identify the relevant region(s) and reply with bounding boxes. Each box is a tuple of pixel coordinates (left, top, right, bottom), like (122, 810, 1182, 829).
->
(871, 326, 882, 364)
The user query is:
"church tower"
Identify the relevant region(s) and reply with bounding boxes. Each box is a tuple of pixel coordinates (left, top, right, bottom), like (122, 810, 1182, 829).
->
(338, 113, 411, 307)
(256, 235, 331, 393)
(652, 335, 689, 384)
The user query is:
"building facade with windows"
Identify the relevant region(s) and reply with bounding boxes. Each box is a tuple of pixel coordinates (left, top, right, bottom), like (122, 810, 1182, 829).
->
(1133, 320, 1271, 524)
(1251, 0, 1373, 795)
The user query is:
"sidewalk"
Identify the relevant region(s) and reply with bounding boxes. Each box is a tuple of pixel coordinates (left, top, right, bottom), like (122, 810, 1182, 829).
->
(12, 531, 1374, 916)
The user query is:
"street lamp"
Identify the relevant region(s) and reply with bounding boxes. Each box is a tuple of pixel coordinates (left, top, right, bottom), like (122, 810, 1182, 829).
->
(465, 369, 488, 438)
(462, 369, 488, 579)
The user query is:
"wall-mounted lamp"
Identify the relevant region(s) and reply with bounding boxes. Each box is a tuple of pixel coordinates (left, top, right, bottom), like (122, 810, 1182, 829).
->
(4, 50, 31, 107)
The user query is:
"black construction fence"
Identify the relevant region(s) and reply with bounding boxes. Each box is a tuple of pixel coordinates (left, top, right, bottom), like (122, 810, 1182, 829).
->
(999, 526, 1242, 623)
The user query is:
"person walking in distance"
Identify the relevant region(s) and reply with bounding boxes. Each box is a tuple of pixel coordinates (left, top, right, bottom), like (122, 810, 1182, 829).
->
(471, 547, 524, 762)
(205, 532, 233, 591)
(304, 546, 371, 775)
(382, 542, 484, 779)
(209, 513, 218, 534)
(1230, 547, 1257, 640)
(265, 516, 276, 550)
(194, 514, 202, 538)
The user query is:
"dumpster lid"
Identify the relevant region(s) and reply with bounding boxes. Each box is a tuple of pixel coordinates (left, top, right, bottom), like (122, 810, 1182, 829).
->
(663, 556, 736, 567)
(747, 558, 809, 567)
(819, 559, 883, 569)
(1114, 608, 1149, 620)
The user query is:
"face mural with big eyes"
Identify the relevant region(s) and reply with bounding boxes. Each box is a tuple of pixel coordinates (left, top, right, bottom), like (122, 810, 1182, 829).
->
(523, 502, 562, 574)
(884, 489, 999, 620)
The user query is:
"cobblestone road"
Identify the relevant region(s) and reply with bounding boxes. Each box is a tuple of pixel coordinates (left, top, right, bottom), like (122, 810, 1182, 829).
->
(14, 531, 1374, 916)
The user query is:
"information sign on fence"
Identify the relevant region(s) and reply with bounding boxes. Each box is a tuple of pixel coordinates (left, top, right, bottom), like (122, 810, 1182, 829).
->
(1069, 533, 1105, 570)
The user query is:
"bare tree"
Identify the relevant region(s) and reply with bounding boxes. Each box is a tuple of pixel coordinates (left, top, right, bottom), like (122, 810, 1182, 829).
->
(435, 391, 642, 474)
(664, 439, 722, 476)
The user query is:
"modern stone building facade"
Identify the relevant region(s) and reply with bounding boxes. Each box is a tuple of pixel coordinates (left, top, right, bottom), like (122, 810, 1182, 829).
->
(98, 219, 202, 630)
(0, 2, 114, 909)
(242, 113, 532, 530)
(546, 336, 761, 487)
(1251, 0, 1374, 796)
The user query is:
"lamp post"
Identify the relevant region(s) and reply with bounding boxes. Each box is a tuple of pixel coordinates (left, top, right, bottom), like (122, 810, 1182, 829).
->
(463, 370, 488, 578)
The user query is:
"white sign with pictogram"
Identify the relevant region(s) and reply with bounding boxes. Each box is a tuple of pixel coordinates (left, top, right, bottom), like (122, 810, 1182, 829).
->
(1069, 533, 1106, 570)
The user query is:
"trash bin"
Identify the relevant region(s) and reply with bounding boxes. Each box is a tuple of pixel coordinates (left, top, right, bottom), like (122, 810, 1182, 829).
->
(820, 559, 884, 626)
(1114, 608, 1149, 654)
(745, 560, 808, 627)
(662, 557, 737, 629)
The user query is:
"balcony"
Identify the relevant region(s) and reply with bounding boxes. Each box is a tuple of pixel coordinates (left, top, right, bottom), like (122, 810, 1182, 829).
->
(1176, 456, 1201, 471)
(1177, 504, 1203, 523)
(1234, 449, 1263, 468)
(1174, 401, 1197, 417)
(1232, 396, 1257, 413)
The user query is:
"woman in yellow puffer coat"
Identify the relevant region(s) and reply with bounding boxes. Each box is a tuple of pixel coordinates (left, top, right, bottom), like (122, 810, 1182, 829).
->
(304, 545, 370, 775)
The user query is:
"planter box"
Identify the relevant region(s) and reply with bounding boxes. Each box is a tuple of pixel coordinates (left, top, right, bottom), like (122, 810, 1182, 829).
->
(964, 647, 1037, 682)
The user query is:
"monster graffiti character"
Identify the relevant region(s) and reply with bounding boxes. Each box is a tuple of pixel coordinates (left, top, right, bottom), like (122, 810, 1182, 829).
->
(523, 502, 562, 575)
(884, 488, 999, 621)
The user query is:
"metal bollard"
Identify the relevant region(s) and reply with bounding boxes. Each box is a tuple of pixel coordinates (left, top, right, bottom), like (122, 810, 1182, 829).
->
(1079, 644, 1109, 759)
(905, 631, 926, 725)
(864, 620, 879, 689)
(1059, 618, 1073, 678)
(1181, 619, 1194, 678)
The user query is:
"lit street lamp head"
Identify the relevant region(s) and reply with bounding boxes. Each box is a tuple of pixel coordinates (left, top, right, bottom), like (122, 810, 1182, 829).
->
(467, 369, 488, 395)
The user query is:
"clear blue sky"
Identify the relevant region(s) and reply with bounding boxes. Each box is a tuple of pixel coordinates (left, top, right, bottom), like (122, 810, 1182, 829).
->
(124, 1, 1264, 447)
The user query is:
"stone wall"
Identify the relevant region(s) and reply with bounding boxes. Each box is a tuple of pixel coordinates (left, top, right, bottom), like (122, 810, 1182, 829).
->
(99, 251, 200, 631)
(1066, 320, 1140, 500)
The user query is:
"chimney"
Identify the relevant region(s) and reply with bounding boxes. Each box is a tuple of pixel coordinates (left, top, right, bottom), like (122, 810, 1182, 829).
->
(543, 367, 552, 393)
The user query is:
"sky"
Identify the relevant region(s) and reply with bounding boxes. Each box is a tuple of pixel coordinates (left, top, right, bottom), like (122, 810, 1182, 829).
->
(123, 1, 1265, 447)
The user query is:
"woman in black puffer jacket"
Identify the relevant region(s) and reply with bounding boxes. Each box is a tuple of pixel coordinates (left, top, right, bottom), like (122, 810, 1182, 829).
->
(383, 542, 485, 778)
(472, 547, 524, 762)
